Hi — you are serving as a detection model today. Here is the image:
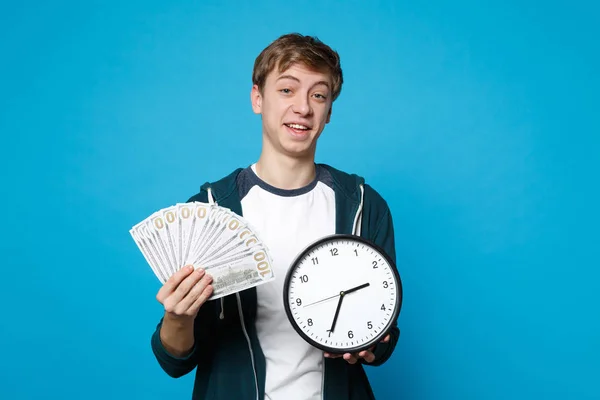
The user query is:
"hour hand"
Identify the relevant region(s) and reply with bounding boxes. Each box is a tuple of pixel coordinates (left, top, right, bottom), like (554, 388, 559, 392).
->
(343, 282, 370, 294)
(304, 283, 369, 308)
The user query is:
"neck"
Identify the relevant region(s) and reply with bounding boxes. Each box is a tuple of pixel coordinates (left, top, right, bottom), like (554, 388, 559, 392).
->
(255, 150, 316, 190)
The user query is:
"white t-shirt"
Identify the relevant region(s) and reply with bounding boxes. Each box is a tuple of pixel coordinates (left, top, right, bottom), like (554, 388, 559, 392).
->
(237, 163, 336, 400)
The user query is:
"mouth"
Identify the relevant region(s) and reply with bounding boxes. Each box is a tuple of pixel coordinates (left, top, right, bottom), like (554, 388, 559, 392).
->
(284, 123, 312, 137)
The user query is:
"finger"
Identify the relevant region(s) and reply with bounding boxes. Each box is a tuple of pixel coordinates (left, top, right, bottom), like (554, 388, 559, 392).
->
(358, 350, 375, 363)
(156, 265, 195, 302)
(186, 279, 214, 315)
(163, 268, 206, 311)
(324, 352, 343, 358)
(172, 268, 206, 301)
(186, 286, 214, 316)
(382, 334, 390, 343)
(343, 353, 358, 364)
(177, 273, 213, 313)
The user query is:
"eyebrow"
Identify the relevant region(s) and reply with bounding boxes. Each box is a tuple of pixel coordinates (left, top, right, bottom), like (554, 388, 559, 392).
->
(276, 74, 331, 90)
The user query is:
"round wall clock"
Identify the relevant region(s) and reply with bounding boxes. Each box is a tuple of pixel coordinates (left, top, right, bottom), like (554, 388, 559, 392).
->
(283, 234, 402, 354)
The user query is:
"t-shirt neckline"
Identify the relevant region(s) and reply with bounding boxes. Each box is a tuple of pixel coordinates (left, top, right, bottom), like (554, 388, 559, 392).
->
(249, 163, 321, 197)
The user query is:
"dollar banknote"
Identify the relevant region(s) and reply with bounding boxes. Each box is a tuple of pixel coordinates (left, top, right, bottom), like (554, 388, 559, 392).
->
(130, 202, 275, 300)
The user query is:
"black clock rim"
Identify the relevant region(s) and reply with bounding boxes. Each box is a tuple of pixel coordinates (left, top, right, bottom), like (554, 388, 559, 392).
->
(283, 233, 403, 354)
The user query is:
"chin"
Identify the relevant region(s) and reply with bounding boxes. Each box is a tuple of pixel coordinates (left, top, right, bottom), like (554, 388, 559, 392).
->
(280, 141, 315, 158)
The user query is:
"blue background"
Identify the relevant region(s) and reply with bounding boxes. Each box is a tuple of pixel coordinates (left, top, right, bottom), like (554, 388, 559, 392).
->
(1, 1, 598, 399)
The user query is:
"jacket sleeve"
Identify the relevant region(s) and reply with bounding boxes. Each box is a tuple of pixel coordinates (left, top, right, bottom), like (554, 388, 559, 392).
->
(362, 196, 401, 367)
(150, 191, 218, 378)
(150, 300, 218, 378)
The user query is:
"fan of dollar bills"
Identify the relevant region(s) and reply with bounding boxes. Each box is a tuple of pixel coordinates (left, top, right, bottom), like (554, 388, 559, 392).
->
(129, 202, 275, 300)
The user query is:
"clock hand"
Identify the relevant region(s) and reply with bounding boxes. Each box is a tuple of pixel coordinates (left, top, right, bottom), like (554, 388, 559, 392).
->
(304, 283, 370, 308)
(328, 292, 345, 334)
(343, 282, 370, 295)
(325, 284, 370, 334)
(303, 293, 340, 308)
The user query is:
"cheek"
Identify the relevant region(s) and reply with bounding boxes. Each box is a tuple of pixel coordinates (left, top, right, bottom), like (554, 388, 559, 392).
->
(263, 104, 286, 133)
(263, 99, 288, 119)
(316, 106, 331, 124)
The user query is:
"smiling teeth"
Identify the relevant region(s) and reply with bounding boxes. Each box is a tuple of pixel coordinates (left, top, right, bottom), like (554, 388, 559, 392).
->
(288, 123, 309, 130)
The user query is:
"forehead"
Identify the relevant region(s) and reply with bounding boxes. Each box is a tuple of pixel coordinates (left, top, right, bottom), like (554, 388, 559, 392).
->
(268, 63, 332, 88)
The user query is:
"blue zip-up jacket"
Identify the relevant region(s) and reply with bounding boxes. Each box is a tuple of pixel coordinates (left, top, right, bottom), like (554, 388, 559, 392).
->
(151, 164, 400, 399)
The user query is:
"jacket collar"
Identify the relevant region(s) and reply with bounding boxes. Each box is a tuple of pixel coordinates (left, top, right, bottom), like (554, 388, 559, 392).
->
(199, 163, 365, 234)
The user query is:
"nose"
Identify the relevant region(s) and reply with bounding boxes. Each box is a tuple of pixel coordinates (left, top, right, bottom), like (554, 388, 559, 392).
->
(292, 94, 312, 116)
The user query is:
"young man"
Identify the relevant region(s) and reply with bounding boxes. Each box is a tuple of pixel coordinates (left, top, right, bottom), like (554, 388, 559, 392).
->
(151, 33, 400, 399)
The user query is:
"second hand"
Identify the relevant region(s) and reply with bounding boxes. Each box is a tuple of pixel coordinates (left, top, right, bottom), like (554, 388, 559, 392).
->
(302, 282, 370, 308)
(303, 293, 341, 308)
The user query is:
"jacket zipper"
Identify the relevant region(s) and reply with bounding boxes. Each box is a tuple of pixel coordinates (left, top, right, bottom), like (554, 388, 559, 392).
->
(237, 293, 259, 400)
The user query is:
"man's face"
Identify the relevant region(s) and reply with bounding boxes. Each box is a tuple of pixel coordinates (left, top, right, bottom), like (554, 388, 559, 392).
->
(251, 63, 333, 159)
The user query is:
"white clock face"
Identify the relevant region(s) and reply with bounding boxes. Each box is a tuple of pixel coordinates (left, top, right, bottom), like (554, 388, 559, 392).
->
(284, 235, 401, 353)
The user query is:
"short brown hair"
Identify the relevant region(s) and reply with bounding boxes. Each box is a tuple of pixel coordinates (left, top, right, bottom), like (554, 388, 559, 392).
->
(252, 33, 344, 101)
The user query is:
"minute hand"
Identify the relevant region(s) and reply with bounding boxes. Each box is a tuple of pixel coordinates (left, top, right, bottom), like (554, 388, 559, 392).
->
(328, 283, 371, 334)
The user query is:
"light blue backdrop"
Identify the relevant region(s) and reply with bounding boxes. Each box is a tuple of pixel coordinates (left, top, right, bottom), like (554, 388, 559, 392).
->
(1, 1, 598, 399)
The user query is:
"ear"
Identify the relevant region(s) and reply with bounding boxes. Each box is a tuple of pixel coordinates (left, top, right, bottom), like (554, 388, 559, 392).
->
(251, 84, 262, 114)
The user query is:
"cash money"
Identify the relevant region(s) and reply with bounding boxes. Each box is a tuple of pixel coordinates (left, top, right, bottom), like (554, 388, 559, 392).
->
(130, 202, 275, 300)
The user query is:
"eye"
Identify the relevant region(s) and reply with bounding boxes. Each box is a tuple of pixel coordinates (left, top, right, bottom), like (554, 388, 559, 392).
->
(280, 88, 292, 94)
(313, 93, 328, 101)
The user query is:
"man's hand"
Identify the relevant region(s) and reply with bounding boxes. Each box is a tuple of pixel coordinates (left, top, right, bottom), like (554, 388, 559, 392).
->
(156, 265, 214, 321)
(324, 334, 390, 365)
(156, 265, 213, 357)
